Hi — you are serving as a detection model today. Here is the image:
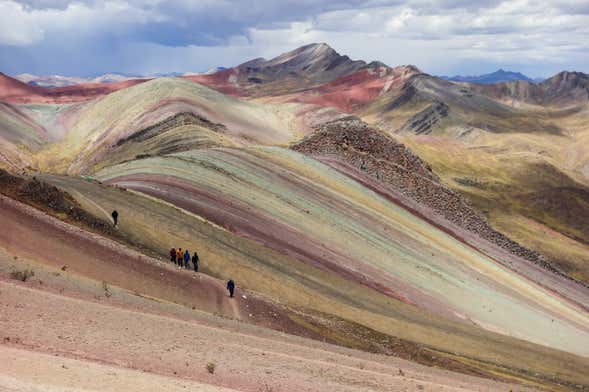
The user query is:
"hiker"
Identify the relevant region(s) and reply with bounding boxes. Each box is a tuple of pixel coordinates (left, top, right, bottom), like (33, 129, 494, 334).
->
(111, 210, 118, 227)
(184, 249, 190, 269)
(192, 251, 199, 272)
(226, 279, 235, 298)
(177, 248, 182, 266)
(169, 247, 176, 263)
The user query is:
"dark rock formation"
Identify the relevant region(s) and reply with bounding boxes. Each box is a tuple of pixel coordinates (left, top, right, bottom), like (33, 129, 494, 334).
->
(400, 102, 449, 135)
(292, 119, 562, 274)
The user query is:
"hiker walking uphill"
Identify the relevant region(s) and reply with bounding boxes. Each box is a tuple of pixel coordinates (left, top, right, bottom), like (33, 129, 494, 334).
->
(167, 246, 200, 270)
(111, 210, 118, 227)
(226, 279, 235, 298)
(192, 251, 199, 272)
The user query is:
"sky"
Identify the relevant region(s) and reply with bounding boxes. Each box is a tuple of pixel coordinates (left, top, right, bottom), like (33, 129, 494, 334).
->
(0, 0, 588, 78)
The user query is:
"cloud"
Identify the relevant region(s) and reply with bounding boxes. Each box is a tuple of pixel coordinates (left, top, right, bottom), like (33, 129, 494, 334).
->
(0, 0, 167, 46)
(0, 0, 587, 77)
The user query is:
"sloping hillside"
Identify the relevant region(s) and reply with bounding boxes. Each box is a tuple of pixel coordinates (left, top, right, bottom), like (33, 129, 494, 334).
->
(0, 102, 48, 169)
(472, 71, 589, 107)
(362, 74, 563, 136)
(292, 119, 553, 270)
(93, 146, 589, 358)
(34, 77, 301, 174)
(3, 185, 545, 391)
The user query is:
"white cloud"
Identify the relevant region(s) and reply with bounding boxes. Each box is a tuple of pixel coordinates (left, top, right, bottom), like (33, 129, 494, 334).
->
(245, 0, 589, 75)
(0, 0, 166, 46)
(0, 1, 45, 45)
(0, 0, 587, 76)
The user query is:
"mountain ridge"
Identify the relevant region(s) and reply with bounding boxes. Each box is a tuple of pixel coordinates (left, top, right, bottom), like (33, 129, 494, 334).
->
(442, 69, 536, 84)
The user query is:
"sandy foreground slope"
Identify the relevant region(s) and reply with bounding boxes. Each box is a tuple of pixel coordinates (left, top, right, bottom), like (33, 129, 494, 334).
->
(0, 346, 237, 392)
(0, 278, 539, 392)
(1, 261, 544, 392)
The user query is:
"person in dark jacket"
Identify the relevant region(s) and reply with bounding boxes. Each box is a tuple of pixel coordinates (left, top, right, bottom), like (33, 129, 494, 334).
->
(192, 251, 199, 272)
(170, 247, 176, 263)
(111, 210, 119, 227)
(226, 279, 235, 298)
(183, 249, 190, 269)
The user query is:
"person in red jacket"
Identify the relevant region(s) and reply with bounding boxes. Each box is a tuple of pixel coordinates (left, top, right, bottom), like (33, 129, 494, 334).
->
(169, 247, 176, 263)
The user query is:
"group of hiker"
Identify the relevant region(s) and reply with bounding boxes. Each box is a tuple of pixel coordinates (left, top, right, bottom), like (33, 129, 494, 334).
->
(169, 247, 236, 297)
(110, 210, 235, 298)
(170, 247, 199, 272)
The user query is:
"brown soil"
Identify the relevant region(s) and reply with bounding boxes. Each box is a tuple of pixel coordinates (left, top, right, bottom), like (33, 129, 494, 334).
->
(0, 277, 540, 392)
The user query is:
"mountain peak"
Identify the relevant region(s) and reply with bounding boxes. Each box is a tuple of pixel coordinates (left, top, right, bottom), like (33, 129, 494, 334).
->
(443, 69, 533, 84)
(264, 42, 340, 68)
(229, 43, 367, 90)
(300, 42, 332, 50)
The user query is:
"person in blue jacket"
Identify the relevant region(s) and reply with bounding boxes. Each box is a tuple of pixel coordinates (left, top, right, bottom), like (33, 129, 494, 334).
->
(183, 249, 190, 269)
(226, 279, 235, 298)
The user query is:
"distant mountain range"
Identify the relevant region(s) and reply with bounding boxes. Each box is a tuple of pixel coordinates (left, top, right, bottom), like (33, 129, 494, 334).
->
(14, 73, 144, 88)
(13, 71, 220, 88)
(15, 65, 549, 89)
(441, 69, 545, 84)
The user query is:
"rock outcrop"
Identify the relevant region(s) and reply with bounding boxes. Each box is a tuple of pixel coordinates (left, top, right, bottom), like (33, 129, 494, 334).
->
(293, 118, 559, 273)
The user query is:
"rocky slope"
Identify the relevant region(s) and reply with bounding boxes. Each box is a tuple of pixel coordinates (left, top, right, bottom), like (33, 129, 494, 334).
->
(292, 118, 560, 274)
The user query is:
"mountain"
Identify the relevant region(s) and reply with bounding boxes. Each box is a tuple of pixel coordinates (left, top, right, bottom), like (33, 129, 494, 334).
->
(148, 72, 184, 78)
(14, 72, 140, 87)
(34, 77, 298, 174)
(203, 66, 227, 75)
(242, 43, 367, 83)
(90, 73, 141, 83)
(185, 43, 374, 96)
(469, 70, 589, 106)
(14, 73, 88, 88)
(0, 72, 148, 103)
(442, 69, 535, 84)
(2, 43, 589, 391)
(356, 67, 589, 285)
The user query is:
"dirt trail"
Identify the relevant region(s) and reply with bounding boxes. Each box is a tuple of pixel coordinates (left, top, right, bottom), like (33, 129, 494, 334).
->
(0, 280, 537, 392)
(69, 188, 114, 223)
